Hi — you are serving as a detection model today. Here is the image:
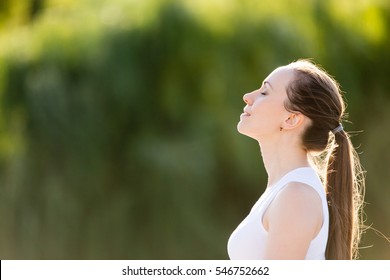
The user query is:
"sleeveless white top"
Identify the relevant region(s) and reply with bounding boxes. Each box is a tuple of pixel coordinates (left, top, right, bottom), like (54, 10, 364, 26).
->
(227, 167, 329, 260)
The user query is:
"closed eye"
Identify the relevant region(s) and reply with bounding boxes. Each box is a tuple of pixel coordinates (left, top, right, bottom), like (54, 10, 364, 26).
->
(260, 91, 267, 96)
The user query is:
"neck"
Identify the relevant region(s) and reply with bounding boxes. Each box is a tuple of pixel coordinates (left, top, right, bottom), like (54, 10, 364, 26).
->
(258, 134, 311, 188)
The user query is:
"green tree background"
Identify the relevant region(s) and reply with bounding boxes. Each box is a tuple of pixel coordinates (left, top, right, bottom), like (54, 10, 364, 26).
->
(0, 0, 389, 259)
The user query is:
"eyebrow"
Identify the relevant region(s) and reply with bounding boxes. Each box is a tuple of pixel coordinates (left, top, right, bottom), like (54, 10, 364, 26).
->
(263, 81, 273, 89)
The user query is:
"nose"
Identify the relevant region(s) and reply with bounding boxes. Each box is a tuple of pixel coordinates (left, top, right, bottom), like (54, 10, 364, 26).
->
(243, 91, 253, 105)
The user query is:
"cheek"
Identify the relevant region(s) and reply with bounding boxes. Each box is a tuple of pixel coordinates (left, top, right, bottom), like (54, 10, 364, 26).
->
(254, 99, 284, 120)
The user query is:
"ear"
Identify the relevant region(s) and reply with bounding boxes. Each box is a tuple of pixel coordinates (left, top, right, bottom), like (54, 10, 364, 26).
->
(282, 112, 305, 131)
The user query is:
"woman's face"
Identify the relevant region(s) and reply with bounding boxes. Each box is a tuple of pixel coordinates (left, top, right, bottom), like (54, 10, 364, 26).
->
(237, 66, 295, 140)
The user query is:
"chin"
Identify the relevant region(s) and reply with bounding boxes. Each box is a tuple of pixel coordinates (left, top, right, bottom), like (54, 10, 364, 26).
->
(237, 122, 245, 134)
(237, 123, 251, 137)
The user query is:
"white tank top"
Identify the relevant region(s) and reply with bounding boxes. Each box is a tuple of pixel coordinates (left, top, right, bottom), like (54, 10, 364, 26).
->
(227, 167, 329, 260)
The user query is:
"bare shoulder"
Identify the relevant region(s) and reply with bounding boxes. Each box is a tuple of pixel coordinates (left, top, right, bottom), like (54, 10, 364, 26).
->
(276, 182, 322, 205)
(265, 182, 323, 238)
(262, 182, 324, 259)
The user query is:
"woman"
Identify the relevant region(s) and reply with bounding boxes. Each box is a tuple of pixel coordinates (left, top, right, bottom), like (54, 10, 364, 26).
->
(227, 59, 365, 260)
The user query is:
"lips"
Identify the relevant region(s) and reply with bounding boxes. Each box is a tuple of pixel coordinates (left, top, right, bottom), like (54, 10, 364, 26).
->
(242, 108, 251, 116)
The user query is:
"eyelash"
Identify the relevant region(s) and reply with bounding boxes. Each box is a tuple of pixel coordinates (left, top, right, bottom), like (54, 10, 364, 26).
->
(260, 92, 267, 96)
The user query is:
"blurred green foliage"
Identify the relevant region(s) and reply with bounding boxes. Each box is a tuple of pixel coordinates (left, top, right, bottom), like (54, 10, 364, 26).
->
(0, 0, 389, 259)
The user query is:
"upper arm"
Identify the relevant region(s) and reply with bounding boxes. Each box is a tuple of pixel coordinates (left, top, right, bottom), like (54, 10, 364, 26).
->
(262, 182, 323, 260)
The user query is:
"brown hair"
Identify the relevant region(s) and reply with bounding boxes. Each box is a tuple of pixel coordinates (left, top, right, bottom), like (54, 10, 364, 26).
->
(284, 59, 365, 259)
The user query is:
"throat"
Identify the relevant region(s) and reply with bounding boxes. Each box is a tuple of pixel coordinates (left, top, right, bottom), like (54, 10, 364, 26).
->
(259, 141, 311, 188)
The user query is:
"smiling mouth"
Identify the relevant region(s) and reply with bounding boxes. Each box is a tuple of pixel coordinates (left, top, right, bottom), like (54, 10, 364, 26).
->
(242, 106, 251, 116)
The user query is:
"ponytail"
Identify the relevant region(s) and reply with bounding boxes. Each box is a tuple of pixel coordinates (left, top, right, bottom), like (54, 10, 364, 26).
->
(285, 59, 366, 259)
(325, 131, 365, 259)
